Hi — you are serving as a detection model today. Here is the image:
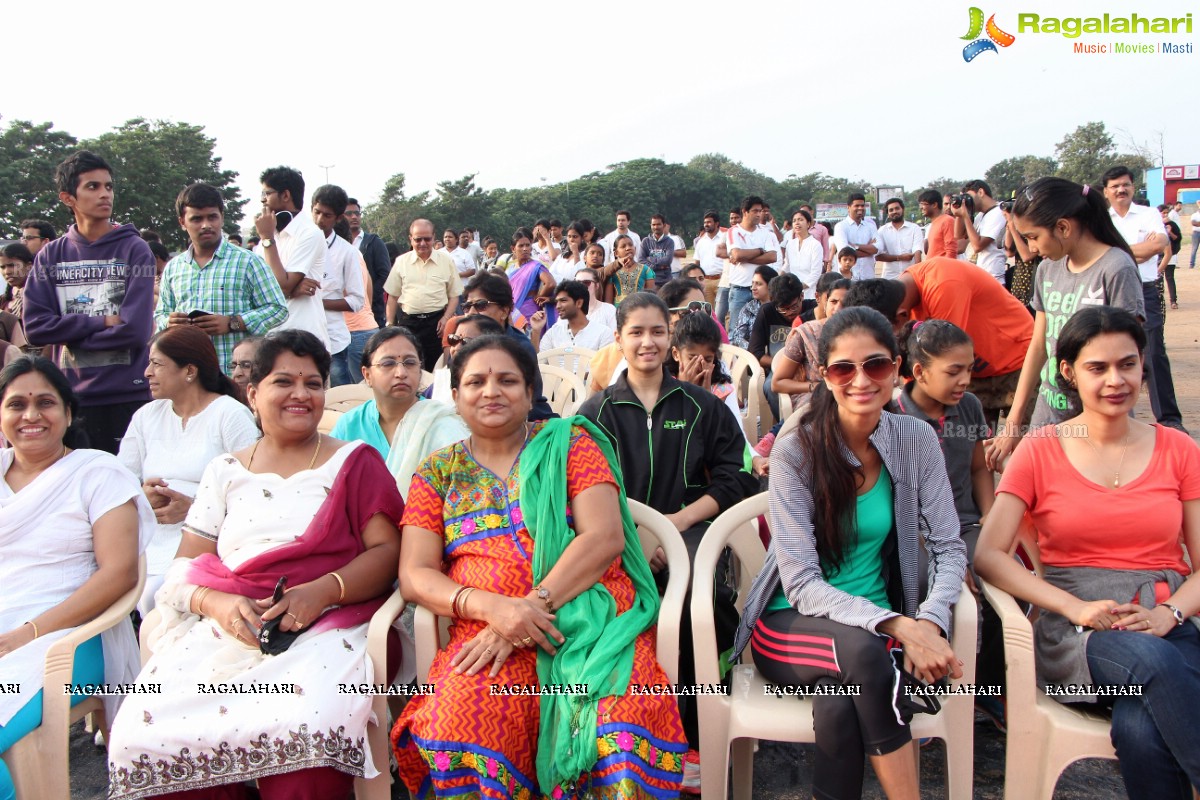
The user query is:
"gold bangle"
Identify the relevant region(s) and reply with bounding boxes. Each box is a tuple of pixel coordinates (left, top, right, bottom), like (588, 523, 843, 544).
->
(194, 586, 211, 616)
(458, 587, 476, 620)
(450, 585, 468, 619)
(25, 620, 38, 639)
(329, 571, 346, 603)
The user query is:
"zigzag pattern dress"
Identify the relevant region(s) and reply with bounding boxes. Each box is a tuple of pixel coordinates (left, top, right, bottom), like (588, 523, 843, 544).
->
(392, 423, 685, 800)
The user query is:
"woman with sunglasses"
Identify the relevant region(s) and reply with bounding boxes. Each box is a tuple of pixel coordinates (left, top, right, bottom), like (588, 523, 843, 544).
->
(732, 306, 967, 800)
(425, 315, 506, 404)
(331, 327, 467, 497)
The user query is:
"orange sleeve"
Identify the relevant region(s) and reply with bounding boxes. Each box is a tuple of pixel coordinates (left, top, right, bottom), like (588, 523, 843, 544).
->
(566, 429, 617, 498)
(400, 473, 446, 535)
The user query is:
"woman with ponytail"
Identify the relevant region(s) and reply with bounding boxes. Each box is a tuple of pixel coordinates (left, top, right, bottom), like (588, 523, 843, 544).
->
(732, 306, 967, 800)
(986, 176, 1145, 470)
(117, 325, 259, 612)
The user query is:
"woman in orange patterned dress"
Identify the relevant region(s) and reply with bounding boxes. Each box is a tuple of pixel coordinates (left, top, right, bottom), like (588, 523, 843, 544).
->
(393, 334, 684, 800)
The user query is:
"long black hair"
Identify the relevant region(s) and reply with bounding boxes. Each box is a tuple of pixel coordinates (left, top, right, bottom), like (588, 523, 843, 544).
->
(1055, 306, 1146, 405)
(797, 306, 898, 574)
(1011, 177, 1134, 261)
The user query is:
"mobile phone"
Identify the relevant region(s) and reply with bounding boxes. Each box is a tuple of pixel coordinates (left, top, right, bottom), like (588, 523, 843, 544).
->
(188, 310, 212, 319)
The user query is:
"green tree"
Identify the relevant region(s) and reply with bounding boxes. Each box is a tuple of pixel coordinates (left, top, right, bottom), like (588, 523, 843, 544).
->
(362, 173, 430, 248)
(0, 119, 79, 234)
(1054, 122, 1119, 186)
(430, 173, 493, 233)
(83, 118, 245, 248)
(985, 155, 1058, 198)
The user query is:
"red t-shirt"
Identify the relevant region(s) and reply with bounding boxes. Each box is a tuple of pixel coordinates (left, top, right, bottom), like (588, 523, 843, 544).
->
(925, 214, 958, 259)
(909, 257, 1033, 378)
(997, 424, 1200, 572)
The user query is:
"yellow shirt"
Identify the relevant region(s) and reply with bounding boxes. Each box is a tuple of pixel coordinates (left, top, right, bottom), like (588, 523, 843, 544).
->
(383, 250, 463, 315)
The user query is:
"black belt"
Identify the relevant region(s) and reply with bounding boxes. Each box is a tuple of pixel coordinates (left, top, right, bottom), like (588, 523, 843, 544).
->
(398, 309, 445, 320)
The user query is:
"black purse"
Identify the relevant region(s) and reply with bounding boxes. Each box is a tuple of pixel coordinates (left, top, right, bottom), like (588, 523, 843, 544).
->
(258, 576, 302, 656)
(891, 647, 945, 720)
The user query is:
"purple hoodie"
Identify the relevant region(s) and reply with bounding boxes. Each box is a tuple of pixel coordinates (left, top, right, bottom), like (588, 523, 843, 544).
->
(23, 223, 154, 406)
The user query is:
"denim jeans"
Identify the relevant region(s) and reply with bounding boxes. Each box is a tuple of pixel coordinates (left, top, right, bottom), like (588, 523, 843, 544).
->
(345, 329, 375, 384)
(715, 286, 731, 329)
(1086, 623, 1200, 799)
(1190, 231, 1199, 267)
(329, 347, 353, 387)
(1140, 280, 1183, 427)
(727, 286, 754, 341)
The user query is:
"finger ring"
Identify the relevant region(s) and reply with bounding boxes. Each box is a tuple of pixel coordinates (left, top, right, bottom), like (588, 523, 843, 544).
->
(512, 640, 522, 647)
(484, 647, 493, 655)
(522, 637, 534, 646)
(286, 612, 298, 621)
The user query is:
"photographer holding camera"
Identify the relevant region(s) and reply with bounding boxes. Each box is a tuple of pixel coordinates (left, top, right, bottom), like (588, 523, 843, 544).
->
(953, 180, 1008, 284)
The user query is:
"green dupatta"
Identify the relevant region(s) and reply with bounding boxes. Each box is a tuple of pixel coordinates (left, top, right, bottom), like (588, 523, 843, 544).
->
(518, 416, 660, 794)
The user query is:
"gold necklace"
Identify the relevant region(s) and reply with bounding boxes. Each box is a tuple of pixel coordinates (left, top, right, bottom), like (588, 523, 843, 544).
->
(1081, 431, 1131, 487)
(247, 435, 322, 471)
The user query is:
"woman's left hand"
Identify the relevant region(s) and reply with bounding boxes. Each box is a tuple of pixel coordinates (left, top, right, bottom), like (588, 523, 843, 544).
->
(1111, 603, 1176, 637)
(451, 625, 521, 677)
(256, 577, 338, 634)
(901, 619, 963, 685)
(0, 625, 36, 658)
(151, 485, 193, 525)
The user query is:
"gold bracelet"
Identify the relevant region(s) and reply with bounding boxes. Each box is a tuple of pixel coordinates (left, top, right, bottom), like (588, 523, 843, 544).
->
(25, 620, 38, 639)
(458, 587, 476, 620)
(329, 571, 346, 603)
(194, 586, 211, 616)
(450, 585, 467, 619)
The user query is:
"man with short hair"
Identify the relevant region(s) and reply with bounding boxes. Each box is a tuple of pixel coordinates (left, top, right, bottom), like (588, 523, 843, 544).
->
(692, 211, 727, 306)
(874, 197, 924, 279)
(600, 209, 641, 261)
(831, 192, 878, 280)
(1103, 166, 1185, 430)
(311, 184, 368, 386)
(442, 227, 476, 280)
(23, 150, 155, 453)
(254, 165, 329, 349)
(157, 182, 288, 374)
(19, 219, 56, 257)
(530, 279, 614, 354)
(1169, 200, 1183, 227)
(345, 197, 392, 327)
(918, 190, 957, 259)
(727, 196, 778, 330)
(459, 228, 485, 266)
(954, 180, 1007, 283)
(637, 214, 676, 287)
(384, 218, 463, 372)
(664, 220, 687, 276)
(226, 233, 243, 248)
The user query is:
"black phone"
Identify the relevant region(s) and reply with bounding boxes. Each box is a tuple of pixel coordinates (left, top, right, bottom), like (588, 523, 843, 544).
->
(274, 210, 293, 231)
(258, 576, 300, 656)
(187, 310, 212, 319)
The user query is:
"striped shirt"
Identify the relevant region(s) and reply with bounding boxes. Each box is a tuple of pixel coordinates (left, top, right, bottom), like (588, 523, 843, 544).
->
(732, 411, 966, 658)
(154, 238, 288, 373)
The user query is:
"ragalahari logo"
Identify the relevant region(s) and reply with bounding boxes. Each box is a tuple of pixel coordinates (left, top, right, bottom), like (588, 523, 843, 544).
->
(961, 7, 1016, 61)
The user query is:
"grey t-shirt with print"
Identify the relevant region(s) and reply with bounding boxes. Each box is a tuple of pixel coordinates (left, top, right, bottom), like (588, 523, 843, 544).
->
(1029, 247, 1144, 427)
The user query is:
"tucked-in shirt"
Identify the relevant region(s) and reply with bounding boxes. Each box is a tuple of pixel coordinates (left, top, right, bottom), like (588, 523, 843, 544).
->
(998, 425, 1200, 572)
(274, 210, 329, 348)
(155, 238, 288, 373)
(972, 206, 1008, 281)
(831, 217, 879, 280)
(1108, 203, 1168, 282)
(322, 232, 368, 354)
(383, 249, 464, 315)
(694, 231, 726, 277)
(874, 220, 925, 279)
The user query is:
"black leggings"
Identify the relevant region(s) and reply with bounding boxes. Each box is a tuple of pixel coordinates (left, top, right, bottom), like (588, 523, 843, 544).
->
(751, 610, 910, 800)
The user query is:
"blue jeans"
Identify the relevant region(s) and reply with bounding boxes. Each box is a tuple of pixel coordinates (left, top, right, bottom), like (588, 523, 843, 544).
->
(1086, 623, 1200, 799)
(329, 347, 353, 387)
(344, 329, 375, 385)
(727, 286, 754, 341)
(0, 635, 104, 800)
(1190, 232, 1199, 267)
(715, 286, 731, 329)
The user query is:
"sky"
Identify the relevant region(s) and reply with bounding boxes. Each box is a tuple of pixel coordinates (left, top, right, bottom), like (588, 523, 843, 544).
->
(4, 0, 1196, 218)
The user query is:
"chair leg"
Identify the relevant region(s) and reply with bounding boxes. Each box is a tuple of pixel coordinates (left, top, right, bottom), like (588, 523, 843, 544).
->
(944, 704, 974, 800)
(699, 734, 731, 800)
(730, 738, 756, 800)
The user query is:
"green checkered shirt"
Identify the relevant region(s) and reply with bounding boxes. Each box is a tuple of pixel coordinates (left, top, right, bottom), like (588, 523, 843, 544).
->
(154, 238, 288, 373)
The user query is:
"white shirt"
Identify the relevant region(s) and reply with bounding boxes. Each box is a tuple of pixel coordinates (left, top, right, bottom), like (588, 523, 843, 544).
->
(1168, 209, 1181, 227)
(600, 229, 641, 262)
(1109, 203, 1168, 282)
(274, 210, 330, 349)
(587, 299, 618, 331)
(532, 241, 557, 266)
(539, 316, 615, 354)
(727, 225, 776, 287)
(694, 231, 726, 277)
(785, 235, 824, 300)
(831, 217, 878, 281)
(972, 206, 1008, 281)
(321, 231, 368, 354)
(550, 254, 584, 285)
(669, 234, 686, 274)
(874, 220, 926, 279)
(444, 246, 475, 277)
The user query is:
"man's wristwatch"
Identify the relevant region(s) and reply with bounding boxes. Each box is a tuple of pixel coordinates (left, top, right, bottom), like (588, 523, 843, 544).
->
(261, 238, 274, 248)
(1161, 603, 1186, 627)
(229, 315, 246, 333)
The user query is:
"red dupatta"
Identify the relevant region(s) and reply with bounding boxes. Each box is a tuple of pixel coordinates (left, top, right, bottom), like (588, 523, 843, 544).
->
(186, 443, 404, 635)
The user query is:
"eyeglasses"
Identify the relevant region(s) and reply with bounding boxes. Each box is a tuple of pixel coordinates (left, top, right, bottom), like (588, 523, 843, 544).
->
(669, 301, 713, 316)
(462, 299, 497, 313)
(822, 356, 896, 386)
(370, 358, 421, 370)
(344, 209, 361, 216)
(446, 333, 474, 346)
(260, 189, 279, 199)
(231, 360, 254, 372)
(20, 235, 43, 242)
(411, 236, 433, 243)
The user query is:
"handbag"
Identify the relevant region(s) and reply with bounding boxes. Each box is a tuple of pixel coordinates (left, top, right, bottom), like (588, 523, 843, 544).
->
(258, 576, 302, 656)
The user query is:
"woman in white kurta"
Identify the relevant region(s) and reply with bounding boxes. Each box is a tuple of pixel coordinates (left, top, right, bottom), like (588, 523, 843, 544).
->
(118, 326, 259, 613)
(0, 357, 151, 800)
(106, 331, 404, 800)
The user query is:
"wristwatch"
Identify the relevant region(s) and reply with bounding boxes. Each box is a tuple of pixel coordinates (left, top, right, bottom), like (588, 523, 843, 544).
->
(1161, 603, 1186, 627)
(261, 238, 274, 248)
(229, 315, 246, 333)
(535, 584, 554, 613)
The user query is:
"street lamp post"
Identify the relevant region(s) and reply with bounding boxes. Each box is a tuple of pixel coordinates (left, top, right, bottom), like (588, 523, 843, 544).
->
(319, 164, 335, 183)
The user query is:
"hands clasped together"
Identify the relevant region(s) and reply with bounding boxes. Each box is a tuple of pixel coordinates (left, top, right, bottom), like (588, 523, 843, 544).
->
(451, 594, 566, 678)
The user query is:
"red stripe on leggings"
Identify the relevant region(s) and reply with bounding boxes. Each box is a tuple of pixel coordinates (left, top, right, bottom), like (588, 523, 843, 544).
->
(751, 629, 840, 672)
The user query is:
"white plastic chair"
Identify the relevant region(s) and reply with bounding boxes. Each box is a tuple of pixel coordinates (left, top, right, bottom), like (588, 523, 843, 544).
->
(719, 344, 773, 442)
(537, 346, 596, 386)
(3, 556, 145, 800)
(978, 526, 1117, 800)
(693, 494, 978, 800)
(537, 364, 589, 418)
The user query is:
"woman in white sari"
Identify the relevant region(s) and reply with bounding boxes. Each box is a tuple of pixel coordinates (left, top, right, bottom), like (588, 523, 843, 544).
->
(330, 327, 467, 498)
(0, 357, 152, 800)
(107, 331, 404, 800)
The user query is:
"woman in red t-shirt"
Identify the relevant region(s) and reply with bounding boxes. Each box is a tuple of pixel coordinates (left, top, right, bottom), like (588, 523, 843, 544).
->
(976, 306, 1200, 800)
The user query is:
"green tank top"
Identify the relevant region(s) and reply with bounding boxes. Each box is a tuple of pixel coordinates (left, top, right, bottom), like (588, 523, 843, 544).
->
(767, 465, 894, 613)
